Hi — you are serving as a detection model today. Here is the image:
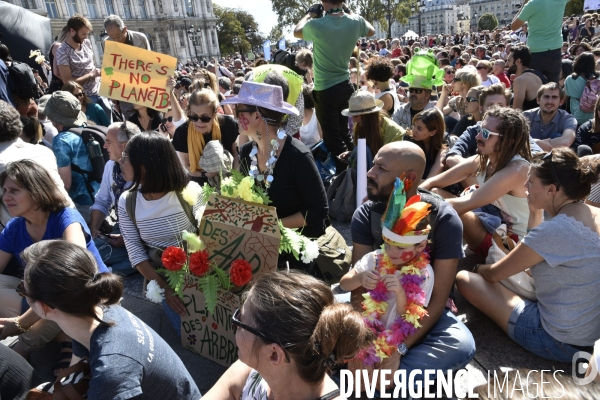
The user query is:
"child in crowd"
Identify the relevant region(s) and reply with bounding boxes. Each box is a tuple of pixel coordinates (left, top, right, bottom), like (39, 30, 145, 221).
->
(340, 176, 434, 376)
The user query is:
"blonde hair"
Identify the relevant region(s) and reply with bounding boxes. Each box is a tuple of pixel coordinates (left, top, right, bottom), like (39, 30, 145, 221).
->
(188, 88, 219, 114)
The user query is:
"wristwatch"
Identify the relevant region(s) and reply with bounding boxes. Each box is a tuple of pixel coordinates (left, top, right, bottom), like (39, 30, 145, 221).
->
(397, 342, 408, 356)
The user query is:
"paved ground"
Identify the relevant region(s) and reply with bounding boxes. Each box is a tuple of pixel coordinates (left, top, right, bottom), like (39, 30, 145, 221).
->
(3, 219, 572, 398)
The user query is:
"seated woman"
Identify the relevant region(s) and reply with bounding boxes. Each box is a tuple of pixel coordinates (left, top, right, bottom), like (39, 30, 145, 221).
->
(339, 90, 405, 167)
(436, 66, 481, 132)
(128, 104, 163, 132)
(0, 160, 107, 366)
(572, 96, 600, 154)
(475, 60, 501, 87)
(565, 52, 597, 126)
(421, 107, 532, 258)
(21, 240, 202, 399)
(406, 108, 447, 180)
(366, 57, 399, 115)
(222, 79, 328, 267)
(19, 116, 43, 145)
(62, 81, 110, 127)
(456, 148, 600, 362)
(118, 132, 203, 336)
(450, 85, 484, 137)
(172, 89, 239, 184)
(203, 271, 372, 400)
(157, 76, 187, 139)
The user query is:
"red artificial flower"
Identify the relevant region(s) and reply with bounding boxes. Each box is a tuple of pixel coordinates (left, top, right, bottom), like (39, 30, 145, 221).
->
(161, 246, 186, 271)
(189, 250, 210, 277)
(229, 259, 253, 286)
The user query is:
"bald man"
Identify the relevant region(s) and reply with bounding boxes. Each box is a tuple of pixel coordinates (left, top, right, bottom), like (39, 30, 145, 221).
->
(349, 141, 475, 388)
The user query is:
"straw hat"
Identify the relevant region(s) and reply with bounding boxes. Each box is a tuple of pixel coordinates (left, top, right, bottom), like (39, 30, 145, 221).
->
(341, 91, 384, 117)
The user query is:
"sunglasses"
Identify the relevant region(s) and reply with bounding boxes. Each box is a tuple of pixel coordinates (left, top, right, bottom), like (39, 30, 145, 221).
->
(231, 308, 290, 363)
(445, 70, 455, 74)
(409, 88, 427, 94)
(542, 151, 561, 191)
(161, 116, 174, 124)
(476, 66, 487, 70)
(188, 115, 213, 123)
(74, 92, 84, 98)
(452, 77, 461, 83)
(466, 96, 479, 103)
(477, 125, 502, 140)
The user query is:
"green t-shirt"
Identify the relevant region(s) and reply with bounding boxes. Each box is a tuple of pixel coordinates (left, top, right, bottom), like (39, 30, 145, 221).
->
(303, 14, 369, 91)
(517, 0, 569, 53)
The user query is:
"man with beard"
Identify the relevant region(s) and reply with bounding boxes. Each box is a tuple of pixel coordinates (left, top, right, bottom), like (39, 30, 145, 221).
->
(450, 46, 461, 67)
(391, 76, 437, 129)
(56, 15, 101, 104)
(350, 141, 475, 389)
(523, 82, 576, 151)
(507, 45, 548, 111)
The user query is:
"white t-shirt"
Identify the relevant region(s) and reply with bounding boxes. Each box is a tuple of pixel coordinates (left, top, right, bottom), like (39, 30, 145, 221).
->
(353, 249, 434, 329)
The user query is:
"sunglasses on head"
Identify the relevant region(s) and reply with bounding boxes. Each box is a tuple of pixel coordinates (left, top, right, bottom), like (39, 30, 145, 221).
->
(161, 116, 174, 124)
(231, 308, 290, 363)
(477, 125, 502, 140)
(188, 115, 213, 123)
(466, 96, 479, 103)
(542, 151, 561, 191)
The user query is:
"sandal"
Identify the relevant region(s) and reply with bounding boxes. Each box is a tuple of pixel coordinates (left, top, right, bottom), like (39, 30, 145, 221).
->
(53, 341, 73, 377)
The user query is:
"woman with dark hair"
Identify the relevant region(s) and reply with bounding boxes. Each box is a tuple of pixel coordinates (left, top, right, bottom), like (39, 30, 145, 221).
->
(407, 108, 447, 180)
(128, 104, 163, 131)
(456, 148, 600, 362)
(62, 81, 109, 126)
(19, 116, 43, 145)
(223, 80, 328, 268)
(565, 52, 598, 125)
(20, 240, 201, 399)
(366, 57, 399, 115)
(203, 271, 373, 400)
(579, 19, 595, 42)
(572, 96, 600, 153)
(0, 159, 107, 366)
(574, 42, 592, 57)
(299, 84, 322, 147)
(118, 132, 202, 334)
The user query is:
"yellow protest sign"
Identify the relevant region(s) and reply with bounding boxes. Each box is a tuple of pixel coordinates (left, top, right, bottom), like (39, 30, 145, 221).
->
(99, 41, 176, 110)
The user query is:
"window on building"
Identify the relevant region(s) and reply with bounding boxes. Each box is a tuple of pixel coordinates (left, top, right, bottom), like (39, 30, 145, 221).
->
(186, 0, 194, 17)
(87, 0, 99, 18)
(45, 0, 59, 17)
(66, 0, 79, 16)
(122, 0, 132, 18)
(105, 0, 115, 14)
(138, 0, 148, 18)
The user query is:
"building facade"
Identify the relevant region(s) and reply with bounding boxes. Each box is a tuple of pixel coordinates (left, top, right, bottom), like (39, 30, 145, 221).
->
(409, 0, 458, 37)
(469, 0, 522, 31)
(4, 0, 220, 64)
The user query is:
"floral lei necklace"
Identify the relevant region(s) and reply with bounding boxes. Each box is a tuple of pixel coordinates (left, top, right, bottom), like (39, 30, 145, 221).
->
(248, 128, 286, 189)
(357, 248, 430, 365)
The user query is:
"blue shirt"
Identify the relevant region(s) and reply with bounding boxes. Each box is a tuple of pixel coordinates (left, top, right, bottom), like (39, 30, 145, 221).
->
(0, 207, 107, 272)
(523, 108, 577, 140)
(85, 103, 110, 127)
(53, 129, 100, 205)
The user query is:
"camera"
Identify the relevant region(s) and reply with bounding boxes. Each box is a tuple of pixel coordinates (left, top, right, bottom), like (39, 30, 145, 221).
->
(307, 3, 324, 18)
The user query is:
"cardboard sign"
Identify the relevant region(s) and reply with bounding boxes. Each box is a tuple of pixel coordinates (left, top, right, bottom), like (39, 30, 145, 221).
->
(99, 41, 176, 110)
(584, 0, 600, 11)
(181, 277, 240, 367)
(181, 194, 281, 366)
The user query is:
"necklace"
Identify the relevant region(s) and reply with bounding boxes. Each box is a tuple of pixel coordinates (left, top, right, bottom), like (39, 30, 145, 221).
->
(248, 128, 286, 188)
(326, 7, 344, 14)
(356, 250, 430, 365)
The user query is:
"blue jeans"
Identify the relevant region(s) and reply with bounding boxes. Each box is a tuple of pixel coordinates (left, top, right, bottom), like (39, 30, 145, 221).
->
(162, 300, 181, 337)
(508, 300, 589, 363)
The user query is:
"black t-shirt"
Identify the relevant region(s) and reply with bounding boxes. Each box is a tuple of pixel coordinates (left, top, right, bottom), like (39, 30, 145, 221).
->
(172, 114, 239, 156)
(72, 305, 201, 400)
(351, 192, 464, 264)
(239, 135, 328, 238)
(128, 111, 162, 132)
(451, 114, 477, 137)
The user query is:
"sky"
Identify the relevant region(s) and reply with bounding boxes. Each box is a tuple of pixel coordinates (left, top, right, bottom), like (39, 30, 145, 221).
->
(213, 0, 293, 39)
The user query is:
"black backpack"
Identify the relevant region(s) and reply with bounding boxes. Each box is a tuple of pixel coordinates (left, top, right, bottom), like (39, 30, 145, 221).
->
(7, 61, 40, 99)
(68, 125, 109, 200)
(271, 49, 306, 77)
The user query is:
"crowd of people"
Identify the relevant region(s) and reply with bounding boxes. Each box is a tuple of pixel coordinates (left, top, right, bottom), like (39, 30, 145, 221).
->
(1, 0, 600, 398)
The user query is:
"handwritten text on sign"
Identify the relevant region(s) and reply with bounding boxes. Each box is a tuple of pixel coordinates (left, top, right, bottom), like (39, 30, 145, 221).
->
(99, 41, 176, 109)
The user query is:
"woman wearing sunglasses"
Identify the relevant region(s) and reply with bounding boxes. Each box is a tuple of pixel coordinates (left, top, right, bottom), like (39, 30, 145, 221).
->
(449, 85, 484, 137)
(436, 66, 481, 134)
(62, 81, 110, 127)
(19, 240, 202, 399)
(0, 160, 107, 367)
(456, 148, 600, 362)
(172, 88, 239, 183)
(204, 271, 372, 400)
(475, 60, 500, 87)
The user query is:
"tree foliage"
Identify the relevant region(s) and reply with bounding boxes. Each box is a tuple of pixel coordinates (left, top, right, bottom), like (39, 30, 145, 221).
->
(564, 0, 584, 16)
(214, 4, 264, 56)
(268, 24, 285, 43)
(270, 0, 315, 30)
(478, 13, 498, 31)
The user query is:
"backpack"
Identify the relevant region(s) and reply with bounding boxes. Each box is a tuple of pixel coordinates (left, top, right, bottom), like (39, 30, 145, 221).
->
(579, 78, 600, 113)
(68, 125, 109, 200)
(7, 61, 40, 99)
(326, 168, 356, 222)
(310, 141, 336, 186)
(271, 49, 306, 77)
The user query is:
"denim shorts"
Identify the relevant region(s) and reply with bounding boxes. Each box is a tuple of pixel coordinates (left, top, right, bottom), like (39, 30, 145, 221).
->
(508, 300, 590, 363)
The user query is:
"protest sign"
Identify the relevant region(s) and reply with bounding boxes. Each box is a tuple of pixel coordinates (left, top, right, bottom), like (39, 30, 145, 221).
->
(584, 0, 600, 11)
(99, 41, 176, 110)
(180, 194, 281, 367)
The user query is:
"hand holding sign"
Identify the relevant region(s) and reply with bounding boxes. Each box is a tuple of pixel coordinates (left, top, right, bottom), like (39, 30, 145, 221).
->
(99, 41, 177, 110)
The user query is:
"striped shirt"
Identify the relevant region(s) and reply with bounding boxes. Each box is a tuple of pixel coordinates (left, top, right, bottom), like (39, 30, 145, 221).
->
(55, 39, 99, 97)
(117, 190, 201, 267)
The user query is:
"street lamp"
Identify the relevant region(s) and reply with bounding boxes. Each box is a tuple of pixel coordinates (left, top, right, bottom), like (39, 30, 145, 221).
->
(187, 25, 199, 63)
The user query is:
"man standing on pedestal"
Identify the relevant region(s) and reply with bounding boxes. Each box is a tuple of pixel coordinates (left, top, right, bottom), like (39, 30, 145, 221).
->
(294, 1, 375, 171)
